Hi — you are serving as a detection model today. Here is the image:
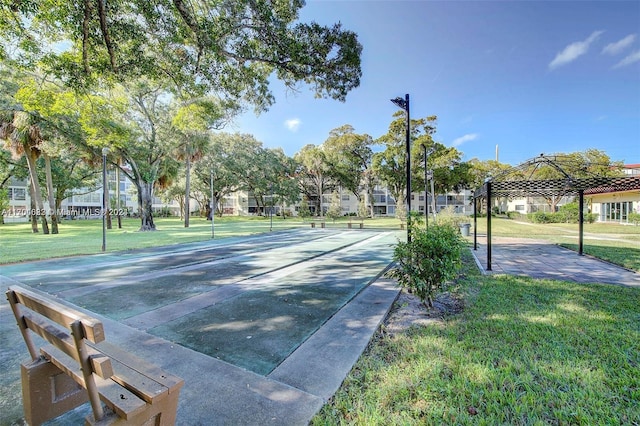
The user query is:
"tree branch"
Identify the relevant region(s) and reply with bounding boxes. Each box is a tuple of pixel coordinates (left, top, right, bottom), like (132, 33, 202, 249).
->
(82, 0, 92, 73)
(97, 0, 118, 72)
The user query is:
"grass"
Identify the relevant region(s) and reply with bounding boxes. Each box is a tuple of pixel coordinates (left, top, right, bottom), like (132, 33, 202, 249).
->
(0, 215, 406, 264)
(312, 251, 640, 425)
(560, 242, 640, 272)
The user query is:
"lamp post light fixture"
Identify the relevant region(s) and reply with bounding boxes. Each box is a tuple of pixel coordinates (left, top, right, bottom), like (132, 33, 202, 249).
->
(390, 94, 411, 242)
(101, 147, 110, 252)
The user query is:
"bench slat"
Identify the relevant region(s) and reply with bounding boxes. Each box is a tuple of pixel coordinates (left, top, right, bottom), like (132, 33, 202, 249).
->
(41, 344, 147, 420)
(9, 286, 105, 343)
(96, 341, 184, 395)
(22, 313, 114, 379)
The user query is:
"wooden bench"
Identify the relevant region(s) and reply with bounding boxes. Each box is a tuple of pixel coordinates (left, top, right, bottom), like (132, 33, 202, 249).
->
(310, 218, 326, 228)
(347, 217, 365, 229)
(6, 285, 184, 426)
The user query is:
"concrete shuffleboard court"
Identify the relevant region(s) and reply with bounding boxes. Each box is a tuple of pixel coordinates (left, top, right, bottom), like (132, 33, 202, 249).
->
(0, 228, 404, 425)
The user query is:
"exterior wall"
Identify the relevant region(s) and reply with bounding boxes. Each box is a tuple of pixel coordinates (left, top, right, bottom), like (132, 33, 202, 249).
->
(588, 190, 640, 223)
(3, 171, 175, 222)
(505, 195, 574, 214)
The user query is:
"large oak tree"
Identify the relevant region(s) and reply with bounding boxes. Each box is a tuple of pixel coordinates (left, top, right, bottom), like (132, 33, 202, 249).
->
(1, 0, 362, 229)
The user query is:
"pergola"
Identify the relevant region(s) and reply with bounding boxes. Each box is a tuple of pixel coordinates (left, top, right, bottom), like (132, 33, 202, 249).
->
(472, 154, 640, 270)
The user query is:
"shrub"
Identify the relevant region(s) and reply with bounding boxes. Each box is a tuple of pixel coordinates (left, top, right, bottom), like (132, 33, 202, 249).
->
(506, 211, 522, 220)
(629, 212, 640, 226)
(387, 224, 466, 308)
(298, 198, 311, 221)
(530, 211, 553, 223)
(435, 205, 468, 228)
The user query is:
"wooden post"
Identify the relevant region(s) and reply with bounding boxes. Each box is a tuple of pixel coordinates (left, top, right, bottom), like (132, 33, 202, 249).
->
(71, 321, 104, 421)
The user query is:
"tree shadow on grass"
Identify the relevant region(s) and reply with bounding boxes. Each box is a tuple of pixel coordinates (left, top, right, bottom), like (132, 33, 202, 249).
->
(354, 274, 640, 424)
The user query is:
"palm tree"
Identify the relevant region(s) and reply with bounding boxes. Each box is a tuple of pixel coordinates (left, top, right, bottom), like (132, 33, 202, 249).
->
(0, 110, 49, 233)
(175, 134, 208, 227)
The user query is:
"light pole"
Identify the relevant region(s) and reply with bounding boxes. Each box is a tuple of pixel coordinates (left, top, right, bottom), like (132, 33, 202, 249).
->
(430, 170, 436, 223)
(101, 147, 109, 252)
(391, 94, 411, 242)
(210, 170, 215, 239)
(423, 144, 430, 230)
(269, 184, 274, 232)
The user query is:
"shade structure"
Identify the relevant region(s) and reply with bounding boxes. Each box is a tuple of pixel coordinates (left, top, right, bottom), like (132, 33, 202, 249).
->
(472, 154, 640, 270)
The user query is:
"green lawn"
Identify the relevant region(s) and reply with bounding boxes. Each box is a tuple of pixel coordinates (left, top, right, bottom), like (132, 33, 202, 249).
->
(0, 216, 406, 264)
(0, 216, 298, 264)
(313, 251, 640, 425)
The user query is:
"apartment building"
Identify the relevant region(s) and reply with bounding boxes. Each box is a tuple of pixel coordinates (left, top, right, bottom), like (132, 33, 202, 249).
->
(4, 172, 474, 222)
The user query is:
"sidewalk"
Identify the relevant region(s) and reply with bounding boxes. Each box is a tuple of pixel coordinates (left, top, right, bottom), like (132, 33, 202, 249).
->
(471, 236, 640, 287)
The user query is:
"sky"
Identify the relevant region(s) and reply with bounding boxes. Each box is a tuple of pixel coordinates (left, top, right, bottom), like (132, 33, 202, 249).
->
(231, 0, 640, 166)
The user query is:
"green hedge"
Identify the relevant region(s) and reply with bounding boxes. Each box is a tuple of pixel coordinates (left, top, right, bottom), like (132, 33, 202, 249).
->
(528, 210, 597, 224)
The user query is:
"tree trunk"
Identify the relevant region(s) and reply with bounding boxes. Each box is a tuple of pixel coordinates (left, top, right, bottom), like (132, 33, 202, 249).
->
(43, 154, 59, 234)
(367, 189, 375, 217)
(116, 166, 122, 228)
(29, 181, 38, 233)
(184, 157, 190, 227)
(25, 149, 48, 234)
(137, 181, 156, 231)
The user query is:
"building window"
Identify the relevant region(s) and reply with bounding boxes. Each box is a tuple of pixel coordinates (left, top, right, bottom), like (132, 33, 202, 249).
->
(9, 187, 26, 200)
(515, 205, 525, 211)
(341, 194, 350, 201)
(601, 201, 633, 222)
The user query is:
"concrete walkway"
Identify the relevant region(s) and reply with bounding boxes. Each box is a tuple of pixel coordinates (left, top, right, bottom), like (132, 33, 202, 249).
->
(471, 236, 640, 287)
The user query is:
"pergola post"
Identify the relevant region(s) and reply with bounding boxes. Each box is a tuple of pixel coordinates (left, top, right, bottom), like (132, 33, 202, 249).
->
(578, 189, 584, 256)
(486, 182, 492, 271)
(473, 196, 477, 250)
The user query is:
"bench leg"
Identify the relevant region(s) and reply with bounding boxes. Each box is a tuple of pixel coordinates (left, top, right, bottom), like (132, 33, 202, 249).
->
(86, 387, 182, 426)
(21, 358, 88, 426)
(311, 223, 315, 228)
(348, 223, 352, 229)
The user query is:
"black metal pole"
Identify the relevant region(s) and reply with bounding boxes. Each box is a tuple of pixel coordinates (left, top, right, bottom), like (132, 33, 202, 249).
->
(390, 94, 411, 243)
(101, 148, 108, 252)
(423, 144, 428, 230)
(210, 171, 214, 239)
(405, 94, 411, 243)
(578, 189, 584, 255)
(486, 182, 492, 271)
(473, 196, 477, 250)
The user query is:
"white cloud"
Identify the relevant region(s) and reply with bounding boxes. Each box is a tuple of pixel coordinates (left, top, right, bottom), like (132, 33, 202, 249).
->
(452, 133, 478, 147)
(548, 30, 604, 70)
(602, 34, 636, 55)
(612, 49, 640, 69)
(284, 118, 301, 132)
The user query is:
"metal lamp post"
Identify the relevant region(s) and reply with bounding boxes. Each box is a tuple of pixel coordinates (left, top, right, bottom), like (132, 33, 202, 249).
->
(391, 94, 411, 242)
(270, 184, 274, 232)
(423, 144, 429, 230)
(101, 147, 110, 252)
(210, 170, 216, 239)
